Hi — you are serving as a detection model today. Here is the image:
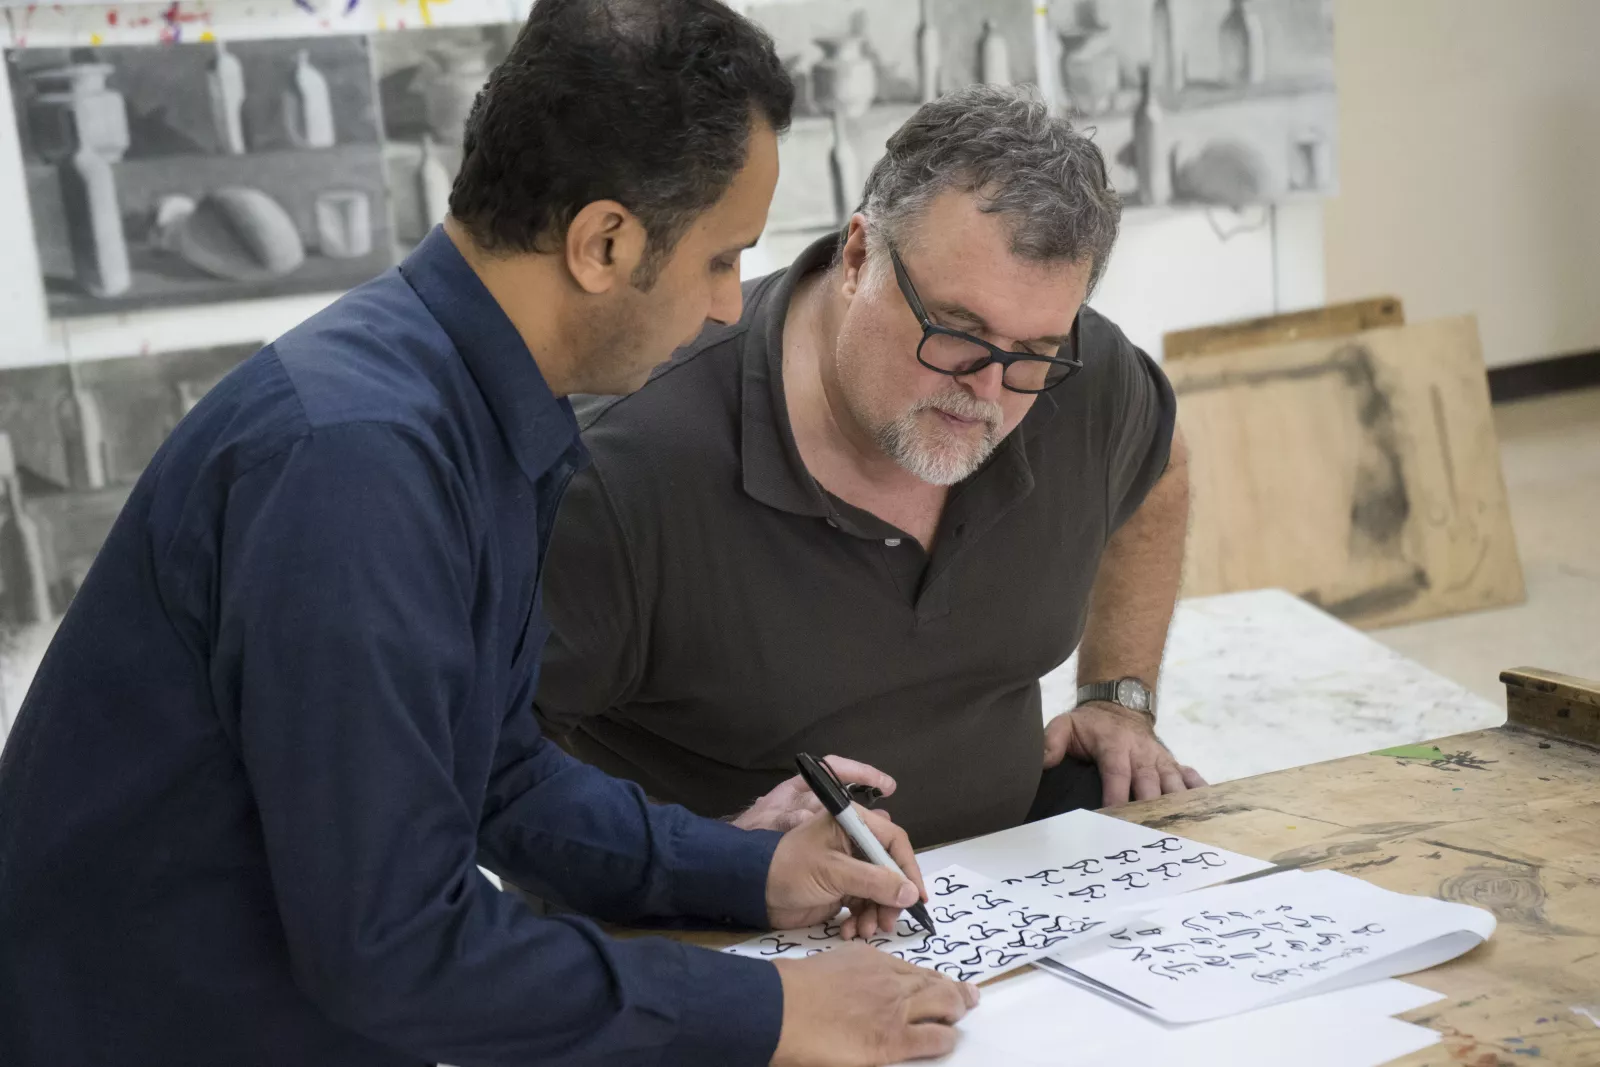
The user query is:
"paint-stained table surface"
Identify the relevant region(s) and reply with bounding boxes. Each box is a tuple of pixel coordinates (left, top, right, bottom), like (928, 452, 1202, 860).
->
(625, 668, 1600, 1063)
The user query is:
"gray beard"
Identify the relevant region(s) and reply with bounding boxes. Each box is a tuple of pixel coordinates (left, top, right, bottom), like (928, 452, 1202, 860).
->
(874, 391, 1004, 486)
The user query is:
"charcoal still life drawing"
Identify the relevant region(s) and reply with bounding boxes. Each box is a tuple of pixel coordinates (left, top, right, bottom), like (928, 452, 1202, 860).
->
(1050, 0, 1336, 208)
(374, 24, 517, 258)
(0, 344, 257, 738)
(7, 36, 392, 317)
(742, 0, 1335, 264)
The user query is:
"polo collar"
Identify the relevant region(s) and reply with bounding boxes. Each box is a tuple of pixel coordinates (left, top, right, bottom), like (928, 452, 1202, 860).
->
(400, 225, 584, 487)
(739, 234, 838, 520)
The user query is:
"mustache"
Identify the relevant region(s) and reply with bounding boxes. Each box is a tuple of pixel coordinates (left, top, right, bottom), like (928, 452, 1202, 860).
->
(913, 390, 1004, 429)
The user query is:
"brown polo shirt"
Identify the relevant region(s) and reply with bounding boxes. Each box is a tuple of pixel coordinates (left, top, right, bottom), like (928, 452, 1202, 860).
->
(535, 234, 1175, 846)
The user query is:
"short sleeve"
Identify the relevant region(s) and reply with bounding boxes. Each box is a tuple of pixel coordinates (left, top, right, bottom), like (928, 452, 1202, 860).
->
(1104, 341, 1177, 533)
(535, 460, 647, 735)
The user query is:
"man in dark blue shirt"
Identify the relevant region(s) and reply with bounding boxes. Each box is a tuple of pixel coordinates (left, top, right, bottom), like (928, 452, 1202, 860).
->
(0, 2, 974, 1065)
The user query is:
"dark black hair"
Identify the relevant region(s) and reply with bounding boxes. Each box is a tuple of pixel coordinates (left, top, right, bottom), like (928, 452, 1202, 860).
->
(450, 0, 793, 284)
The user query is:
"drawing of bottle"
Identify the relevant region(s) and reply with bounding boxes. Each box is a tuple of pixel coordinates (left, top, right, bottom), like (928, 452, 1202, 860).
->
(416, 38, 492, 148)
(1219, 0, 1266, 86)
(283, 49, 336, 148)
(827, 110, 860, 227)
(979, 19, 1011, 87)
(1151, 0, 1177, 99)
(0, 434, 53, 626)
(58, 362, 108, 490)
(26, 63, 131, 299)
(417, 135, 453, 229)
(1132, 65, 1169, 206)
(916, 0, 940, 103)
(207, 40, 246, 155)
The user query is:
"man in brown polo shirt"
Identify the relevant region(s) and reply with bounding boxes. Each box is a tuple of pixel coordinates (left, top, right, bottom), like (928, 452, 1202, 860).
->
(535, 85, 1205, 847)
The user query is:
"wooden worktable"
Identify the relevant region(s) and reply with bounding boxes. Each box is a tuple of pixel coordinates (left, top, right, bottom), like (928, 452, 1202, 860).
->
(1117, 667, 1600, 1066)
(632, 669, 1600, 1064)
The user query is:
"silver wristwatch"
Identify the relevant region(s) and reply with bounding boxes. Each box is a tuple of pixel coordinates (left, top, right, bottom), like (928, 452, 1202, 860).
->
(1076, 677, 1156, 719)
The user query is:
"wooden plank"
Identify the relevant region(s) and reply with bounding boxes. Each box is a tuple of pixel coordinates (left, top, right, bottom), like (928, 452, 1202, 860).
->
(1502, 667, 1600, 748)
(1170, 315, 1526, 629)
(1163, 297, 1405, 360)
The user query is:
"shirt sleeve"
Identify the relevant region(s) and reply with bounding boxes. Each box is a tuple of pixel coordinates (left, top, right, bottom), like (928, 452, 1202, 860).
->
(209, 423, 782, 1067)
(1104, 340, 1178, 534)
(533, 459, 645, 736)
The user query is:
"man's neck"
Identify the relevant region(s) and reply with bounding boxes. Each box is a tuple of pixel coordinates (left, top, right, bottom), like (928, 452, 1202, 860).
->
(443, 218, 580, 397)
(782, 270, 949, 541)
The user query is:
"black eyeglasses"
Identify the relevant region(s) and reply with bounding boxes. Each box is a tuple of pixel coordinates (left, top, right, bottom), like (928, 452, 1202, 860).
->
(889, 247, 1083, 395)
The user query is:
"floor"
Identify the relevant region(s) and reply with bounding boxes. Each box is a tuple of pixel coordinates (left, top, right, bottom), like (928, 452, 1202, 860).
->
(1369, 386, 1600, 705)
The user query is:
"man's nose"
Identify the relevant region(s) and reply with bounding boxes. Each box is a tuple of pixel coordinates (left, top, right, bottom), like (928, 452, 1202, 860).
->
(706, 269, 744, 326)
(964, 360, 1007, 403)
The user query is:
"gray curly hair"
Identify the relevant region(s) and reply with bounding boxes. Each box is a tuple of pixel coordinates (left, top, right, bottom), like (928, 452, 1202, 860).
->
(854, 84, 1122, 294)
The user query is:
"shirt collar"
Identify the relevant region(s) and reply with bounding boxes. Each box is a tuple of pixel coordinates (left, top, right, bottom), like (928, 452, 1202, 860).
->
(740, 233, 841, 520)
(400, 225, 584, 486)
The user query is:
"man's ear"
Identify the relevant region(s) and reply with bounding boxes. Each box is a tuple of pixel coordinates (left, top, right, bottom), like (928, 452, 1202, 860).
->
(565, 200, 647, 295)
(839, 213, 870, 298)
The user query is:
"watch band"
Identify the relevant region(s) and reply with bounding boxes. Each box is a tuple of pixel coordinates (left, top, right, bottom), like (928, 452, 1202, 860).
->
(1076, 677, 1156, 719)
(1077, 680, 1121, 706)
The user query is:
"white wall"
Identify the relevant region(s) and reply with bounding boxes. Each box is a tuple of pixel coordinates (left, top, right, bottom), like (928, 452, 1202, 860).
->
(1323, 0, 1600, 369)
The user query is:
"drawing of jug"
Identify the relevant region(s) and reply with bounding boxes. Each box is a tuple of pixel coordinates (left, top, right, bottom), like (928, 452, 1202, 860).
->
(414, 37, 493, 148)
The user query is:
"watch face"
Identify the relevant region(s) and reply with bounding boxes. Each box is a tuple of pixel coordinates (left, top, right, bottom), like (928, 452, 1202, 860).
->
(1117, 678, 1150, 711)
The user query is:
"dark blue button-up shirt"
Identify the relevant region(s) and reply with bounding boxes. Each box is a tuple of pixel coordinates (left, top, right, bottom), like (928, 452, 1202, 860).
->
(0, 227, 784, 1066)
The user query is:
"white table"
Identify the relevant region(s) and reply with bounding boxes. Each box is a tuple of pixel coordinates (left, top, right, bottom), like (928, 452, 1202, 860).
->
(1039, 589, 1505, 785)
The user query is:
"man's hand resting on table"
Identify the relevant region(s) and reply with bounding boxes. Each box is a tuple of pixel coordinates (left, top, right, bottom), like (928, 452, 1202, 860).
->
(762, 780, 978, 1065)
(733, 755, 896, 833)
(1044, 701, 1206, 807)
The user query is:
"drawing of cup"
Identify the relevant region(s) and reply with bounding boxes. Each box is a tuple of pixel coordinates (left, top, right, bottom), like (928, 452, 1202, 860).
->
(314, 190, 372, 259)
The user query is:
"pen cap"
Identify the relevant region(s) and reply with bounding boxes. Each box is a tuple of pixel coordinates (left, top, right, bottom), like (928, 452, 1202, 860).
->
(793, 752, 851, 817)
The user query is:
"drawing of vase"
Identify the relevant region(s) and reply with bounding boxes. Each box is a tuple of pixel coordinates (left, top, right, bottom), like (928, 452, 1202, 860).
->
(812, 13, 877, 119)
(1151, 0, 1177, 99)
(1132, 65, 1170, 206)
(917, 0, 940, 103)
(58, 366, 108, 490)
(415, 38, 492, 148)
(1219, 0, 1266, 86)
(827, 110, 860, 227)
(26, 63, 132, 299)
(207, 40, 246, 155)
(283, 49, 335, 149)
(1058, 27, 1120, 114)
(0, 435, 53, 626)
(979, 19, 1011, 87)
(417, 136, 453, 230)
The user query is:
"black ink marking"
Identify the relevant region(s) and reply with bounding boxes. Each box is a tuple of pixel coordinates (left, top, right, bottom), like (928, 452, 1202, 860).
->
(1067, 884, 1107, 901)
(1142, 837, 1184, 853)
(932, 875, 970, 897)
(1106, 849, 1142, 864)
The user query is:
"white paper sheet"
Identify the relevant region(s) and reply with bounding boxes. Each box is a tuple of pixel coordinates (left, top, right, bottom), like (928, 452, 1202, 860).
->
(1053, 869, 1495, 1023)
(919, 809, 1277, 914)
(905, 969, 1445, 1067)
(722, 865, 1113, 983)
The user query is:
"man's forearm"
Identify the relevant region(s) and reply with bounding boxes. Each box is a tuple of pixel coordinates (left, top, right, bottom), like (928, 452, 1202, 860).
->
(1076, 427, 1190, 700)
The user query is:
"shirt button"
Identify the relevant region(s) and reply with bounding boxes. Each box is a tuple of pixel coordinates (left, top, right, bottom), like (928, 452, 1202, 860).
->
(884, 538, 901, 547)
